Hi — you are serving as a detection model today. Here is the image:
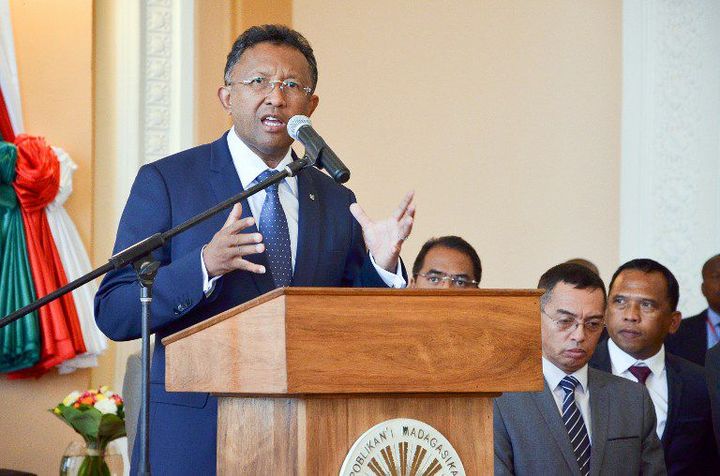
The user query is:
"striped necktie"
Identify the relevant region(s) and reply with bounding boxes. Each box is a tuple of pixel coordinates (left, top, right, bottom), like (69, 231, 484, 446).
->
(559, 375, 591, 476)
(256, 170, 292, 287)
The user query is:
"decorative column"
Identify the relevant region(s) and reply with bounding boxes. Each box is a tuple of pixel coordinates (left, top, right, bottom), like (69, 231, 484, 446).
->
(142, 0, 195, 164)
(109, 0, 195, 391)
(621, 0, 720, 313)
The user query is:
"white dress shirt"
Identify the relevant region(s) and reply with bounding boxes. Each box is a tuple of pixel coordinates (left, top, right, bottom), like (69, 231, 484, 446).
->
(607, 339, 667, 438)
(542, 357, 593, 442)
(201, 129, 405, 292)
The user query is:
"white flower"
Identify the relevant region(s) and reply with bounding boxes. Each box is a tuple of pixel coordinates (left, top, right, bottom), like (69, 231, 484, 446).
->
(62, 391, 81, 407)
(94, 398, 118, 415)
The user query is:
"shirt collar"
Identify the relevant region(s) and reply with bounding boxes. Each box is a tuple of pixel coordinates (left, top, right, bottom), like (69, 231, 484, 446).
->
(707, 307, 720, 327)
(608, 338, 666, 376)
(542, 357, 589, 393)
(226, 127, 294, 188)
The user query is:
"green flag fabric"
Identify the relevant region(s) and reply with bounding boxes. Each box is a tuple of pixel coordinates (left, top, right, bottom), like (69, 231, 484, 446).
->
(0, 141, 41, 372)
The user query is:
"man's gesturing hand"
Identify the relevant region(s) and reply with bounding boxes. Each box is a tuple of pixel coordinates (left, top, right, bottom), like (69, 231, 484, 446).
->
(349, 191, 415, 273)
(203, 203, 266, 278)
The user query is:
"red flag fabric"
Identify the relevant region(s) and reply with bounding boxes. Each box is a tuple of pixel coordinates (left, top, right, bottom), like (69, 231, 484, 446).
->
(0, 88, 15, 142)
(8, 134, 85, 378)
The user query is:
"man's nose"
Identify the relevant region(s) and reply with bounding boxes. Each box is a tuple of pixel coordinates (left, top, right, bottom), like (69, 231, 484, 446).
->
(570, 322, 586, 342)
(438, 279, 452, 289)
(624, 302, 641, 321)
(265, 84, 287, 107)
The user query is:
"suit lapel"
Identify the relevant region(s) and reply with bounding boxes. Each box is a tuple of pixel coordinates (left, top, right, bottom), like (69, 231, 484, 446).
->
(588, 369, 609, 476)
(291, 160, 320, 286)
(208, 135, 274, 295)
(662, 356, 682, 445)
(534, 381, 581, 475)
(591, 339, 612, 372)
(695, 310, 710, 362)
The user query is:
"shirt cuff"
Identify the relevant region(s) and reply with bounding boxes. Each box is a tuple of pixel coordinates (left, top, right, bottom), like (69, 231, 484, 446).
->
(369, 253, 407, 288)
(201, 246, 221, 297)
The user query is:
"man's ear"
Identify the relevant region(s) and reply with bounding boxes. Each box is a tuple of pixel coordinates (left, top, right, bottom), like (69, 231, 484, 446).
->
(667, 310, 683, 334)
(218, 86, 232, 113)
(306, 94, 319, 117)
(408, 276, 416, 288)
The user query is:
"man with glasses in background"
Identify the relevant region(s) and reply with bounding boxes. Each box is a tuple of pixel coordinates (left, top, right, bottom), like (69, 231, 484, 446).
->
(95, 24, 415, 475)
(494, 263, 665, 476)
(589, 259, 719, 474)
(409, 236, 482, 289)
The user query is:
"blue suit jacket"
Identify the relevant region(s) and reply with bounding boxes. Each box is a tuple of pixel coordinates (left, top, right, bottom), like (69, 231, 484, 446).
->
(94, 134, 392, 475)
(665, 310, 709, 366)
(707, 344, 720, 456)
(589, 340, 719, 475)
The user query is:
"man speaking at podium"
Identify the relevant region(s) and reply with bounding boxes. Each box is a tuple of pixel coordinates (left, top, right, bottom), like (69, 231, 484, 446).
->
(95, 24, 414, 475)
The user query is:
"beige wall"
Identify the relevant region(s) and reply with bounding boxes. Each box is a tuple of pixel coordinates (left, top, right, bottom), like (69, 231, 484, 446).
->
(195, 0, 233, 144)
(195, 0, 292, 144)
(293, 0, 622, 285)
(91, 0, 119, 394)
(1, 1, 94, 475)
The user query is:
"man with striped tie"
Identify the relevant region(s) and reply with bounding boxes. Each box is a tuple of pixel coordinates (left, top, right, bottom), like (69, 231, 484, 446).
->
(494, 263, 666, 475)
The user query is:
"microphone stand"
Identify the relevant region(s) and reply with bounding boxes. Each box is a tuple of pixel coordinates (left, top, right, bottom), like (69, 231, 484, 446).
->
(0, 155, 315, 475)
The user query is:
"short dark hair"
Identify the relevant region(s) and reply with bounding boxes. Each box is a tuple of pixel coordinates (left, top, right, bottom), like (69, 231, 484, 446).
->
(412, 236, 482, 282)
(702, 254, 720, 278)
(224, 24, 318, 91)
(538, 263, 606, 308)
(565, 258, 600, 277)
(609, 258, 680, 311)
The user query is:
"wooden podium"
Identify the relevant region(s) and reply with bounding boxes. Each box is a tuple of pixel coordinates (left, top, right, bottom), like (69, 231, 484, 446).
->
(163, 288, 543, 475)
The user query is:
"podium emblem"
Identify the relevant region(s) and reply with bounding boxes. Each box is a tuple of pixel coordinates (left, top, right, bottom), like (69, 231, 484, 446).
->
(339, 418, 466, 476)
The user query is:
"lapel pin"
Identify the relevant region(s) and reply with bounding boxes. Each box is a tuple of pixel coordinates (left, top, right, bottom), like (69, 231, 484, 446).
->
(309, 193, 315, 201)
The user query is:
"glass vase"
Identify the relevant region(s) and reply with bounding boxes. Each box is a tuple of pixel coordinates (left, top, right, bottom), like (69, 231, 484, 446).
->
(59, 440, 124, 476)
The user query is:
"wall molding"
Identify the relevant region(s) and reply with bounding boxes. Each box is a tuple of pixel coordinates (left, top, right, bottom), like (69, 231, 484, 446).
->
(621, 0, 720, 314)
(112, 0, 195, 391)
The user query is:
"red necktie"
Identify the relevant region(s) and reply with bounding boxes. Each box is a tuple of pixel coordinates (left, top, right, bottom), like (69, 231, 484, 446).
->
(629, 365, 652, 385)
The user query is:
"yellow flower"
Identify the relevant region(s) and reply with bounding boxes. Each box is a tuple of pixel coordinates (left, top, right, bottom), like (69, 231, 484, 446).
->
(53, 407, 61, 415)
(96, 393, 107, 401)
(99, 385, 109, 394)
(62, 391, 81, 407)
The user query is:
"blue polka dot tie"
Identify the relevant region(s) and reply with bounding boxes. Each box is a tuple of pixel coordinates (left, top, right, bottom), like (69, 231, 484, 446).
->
(257, 170, 292, 287)
(559, 375, 591, 476)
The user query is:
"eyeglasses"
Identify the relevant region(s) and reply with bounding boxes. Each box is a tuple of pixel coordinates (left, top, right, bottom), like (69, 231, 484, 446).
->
(541, 310, 605, 333)
(416, 272, 479, 288)
(226, 77, 313, 98)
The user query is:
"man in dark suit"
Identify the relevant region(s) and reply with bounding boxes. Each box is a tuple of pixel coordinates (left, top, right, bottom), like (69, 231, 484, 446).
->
(494, 263, 666, 476)
(94, 25, 415, 475)
(590, 258, 718, 475)
(666, 254, 720, 366)
(708, 344, 720, 455)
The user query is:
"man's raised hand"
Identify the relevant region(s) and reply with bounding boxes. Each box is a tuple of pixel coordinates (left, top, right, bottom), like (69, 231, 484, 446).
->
(349, 191, 415, 272)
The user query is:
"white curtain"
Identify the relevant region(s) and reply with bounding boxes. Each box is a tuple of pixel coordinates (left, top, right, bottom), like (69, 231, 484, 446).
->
(0, 0, 24, 134)
(47, 147, 107, 373)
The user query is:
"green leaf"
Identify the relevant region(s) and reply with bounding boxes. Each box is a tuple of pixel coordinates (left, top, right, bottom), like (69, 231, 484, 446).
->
(98, 413, 127, 442)
(65, 407, 102, 439)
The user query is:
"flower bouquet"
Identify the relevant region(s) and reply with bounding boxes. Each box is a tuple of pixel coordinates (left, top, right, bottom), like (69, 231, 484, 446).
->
(51, 386, 126, 476)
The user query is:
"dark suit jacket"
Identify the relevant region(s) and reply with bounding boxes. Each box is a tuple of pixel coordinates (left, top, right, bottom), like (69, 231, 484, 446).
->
(494, 367, 666, 476)
(665, 310, 709, 366)
(94, 134, 391, 475)
(707, 344, 720, 456)
(590, 340, 719, 475)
